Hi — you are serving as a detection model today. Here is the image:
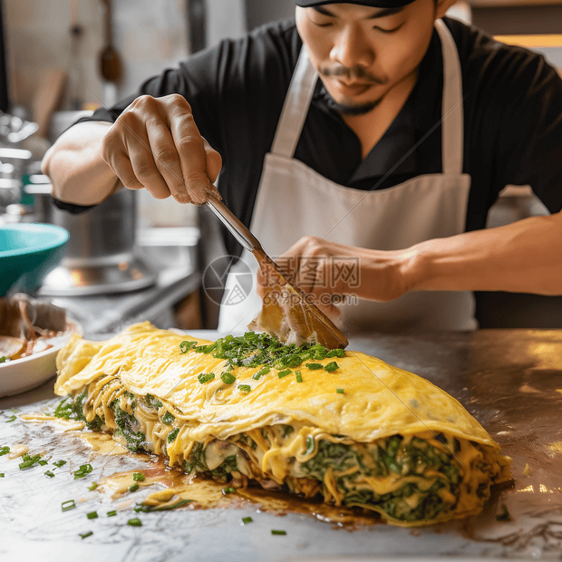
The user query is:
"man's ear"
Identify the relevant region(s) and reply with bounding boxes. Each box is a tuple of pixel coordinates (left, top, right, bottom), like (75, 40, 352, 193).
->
(435, 0, 458, 20)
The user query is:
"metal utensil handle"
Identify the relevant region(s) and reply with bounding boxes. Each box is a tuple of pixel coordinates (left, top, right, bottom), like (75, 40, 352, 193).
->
(205, 198, 262, 253)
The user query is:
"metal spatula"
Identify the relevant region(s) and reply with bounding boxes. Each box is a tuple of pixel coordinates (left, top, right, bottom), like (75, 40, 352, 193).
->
(205, 198, 348, 349)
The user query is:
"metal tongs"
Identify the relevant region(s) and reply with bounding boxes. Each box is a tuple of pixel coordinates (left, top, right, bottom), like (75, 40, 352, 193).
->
(205, 198, 348, 349)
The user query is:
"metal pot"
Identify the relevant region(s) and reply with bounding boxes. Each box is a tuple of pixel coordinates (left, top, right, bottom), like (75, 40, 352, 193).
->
(39, 188, 157, 296)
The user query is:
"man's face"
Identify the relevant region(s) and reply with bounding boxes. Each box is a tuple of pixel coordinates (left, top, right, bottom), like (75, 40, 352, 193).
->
(296, 0, 444, 114)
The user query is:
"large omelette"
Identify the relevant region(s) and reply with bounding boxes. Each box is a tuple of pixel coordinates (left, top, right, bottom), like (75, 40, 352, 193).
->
(54, 322, 511, 526)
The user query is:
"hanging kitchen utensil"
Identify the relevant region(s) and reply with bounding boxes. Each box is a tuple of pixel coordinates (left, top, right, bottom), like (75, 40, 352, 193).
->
(99, 0, 121, 83)
(205, 198, 348, 349)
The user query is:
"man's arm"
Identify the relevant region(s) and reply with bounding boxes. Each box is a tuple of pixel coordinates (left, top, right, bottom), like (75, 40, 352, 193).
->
(42, 121, 119, 206)
(265, 212, 562, 318)
(42, 94, 222, 207)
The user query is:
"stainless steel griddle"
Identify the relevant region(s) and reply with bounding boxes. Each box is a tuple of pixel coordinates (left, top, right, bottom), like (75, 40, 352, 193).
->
(1, 329, 561, 562)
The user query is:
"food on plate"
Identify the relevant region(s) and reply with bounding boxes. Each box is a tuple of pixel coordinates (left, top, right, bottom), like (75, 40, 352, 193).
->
(54, 322, 511, 526)
(0, 294, 70, 363)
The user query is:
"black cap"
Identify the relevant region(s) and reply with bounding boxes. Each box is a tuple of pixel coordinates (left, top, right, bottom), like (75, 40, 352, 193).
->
(295, 0, 415, 7)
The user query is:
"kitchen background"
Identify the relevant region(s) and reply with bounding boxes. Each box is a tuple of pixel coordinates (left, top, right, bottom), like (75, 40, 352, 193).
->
(1, 0, 562, 330)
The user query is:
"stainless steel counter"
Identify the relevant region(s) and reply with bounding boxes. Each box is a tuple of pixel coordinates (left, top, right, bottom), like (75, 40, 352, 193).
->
(1, 329, 562, 562)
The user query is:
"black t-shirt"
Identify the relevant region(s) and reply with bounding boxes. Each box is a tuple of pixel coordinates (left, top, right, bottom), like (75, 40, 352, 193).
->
(59, 17, 562, 258)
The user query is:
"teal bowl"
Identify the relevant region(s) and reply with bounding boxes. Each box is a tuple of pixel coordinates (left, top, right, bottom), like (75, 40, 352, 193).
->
(0, 223, 69, 296)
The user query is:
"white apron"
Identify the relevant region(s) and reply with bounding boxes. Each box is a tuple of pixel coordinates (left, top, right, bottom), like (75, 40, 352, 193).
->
(218, 19, 477, 334)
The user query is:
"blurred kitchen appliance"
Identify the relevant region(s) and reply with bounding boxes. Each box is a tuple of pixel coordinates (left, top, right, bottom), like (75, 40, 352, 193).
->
(39, 188, 157, 296)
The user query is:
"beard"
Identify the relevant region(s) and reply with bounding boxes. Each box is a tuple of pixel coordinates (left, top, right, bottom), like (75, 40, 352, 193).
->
(324, 94, 383, 115)
(319, 64, 387, 115)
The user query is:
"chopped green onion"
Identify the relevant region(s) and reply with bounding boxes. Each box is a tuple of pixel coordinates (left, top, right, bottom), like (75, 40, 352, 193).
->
(53, 460, 67, 468)
(107, 510, 117, 517)
(336, 388, 344, 394)
(10, 408, 18, 413)
(137, 499, 192, 512)
(197, 372, 215, 385)
(73, 463, 93, 479)
(127, 518, 142, 527)
(133, 472, 145, 482)
(45, 470, 55, 478)
(252, 366, 270, 380)
(0, 473, 4, 477)
(324, 361, 339, 372)
(0, 356, 6, 363)
(129, 482, 139, 493)
(242, 516, 253, 524)
(0, 446, 10, 456)
(305, 436, 315, 456)
(87, 511, 98, 520)
(79, 531, 93, 539)
(305, 363, 323, 370)
(295, 371, 303, 383)
(179, 341, 197, 354)
(222, 487, 236, 494)
(167, 428, 179, 443)
(326, 349, 345, 358)
(38, 460, 48, 466)
(6, 415, 16, 423)
(88, 482, 98, 491)
(271, 530, 286, 535)
(62, 499, 76, 512)
(162, 411, 175, 425)
(19, 454, 42, 469)
(238, 385, 251, 393)
(220, 372, 236, 385)
(277, 369, 292, 379)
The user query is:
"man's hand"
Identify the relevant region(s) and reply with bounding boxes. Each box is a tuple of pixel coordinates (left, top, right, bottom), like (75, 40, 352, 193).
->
(101, 94, 222, 205)
(257, 236, 414, 319)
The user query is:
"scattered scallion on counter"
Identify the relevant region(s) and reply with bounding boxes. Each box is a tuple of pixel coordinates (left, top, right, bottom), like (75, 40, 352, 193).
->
(0, 446, 10, 456)
(496, 505, 511, 521)
(10, 408, 18, 413)
(19, 454, 42, 469)
(88, 482, 98, 491)
(87, 511, 98, 520)
(197, 372, 215, 384)
(271, 530, 286, 535)
(222, 487, 236, 495)
(324, 362, 339, 372)
(107, 510, 117, 517)
(62, 500, 76, 512)
(73, 463, 93, 479)
(238, 385, 251, 393)
(53, 460, 67, 468)
(79, 531, 93, 539)
(38, 460, 48, 466)
(0, 473, 4, 477)
(241, 516, 253, 524)
(129, 482, 139, 493)
(6, 415, 16, 423)
(0, 356, 6, 363)
(45, 470, 55, 478)
(133, 472, 145, 482)
(127, 518, 142, 527)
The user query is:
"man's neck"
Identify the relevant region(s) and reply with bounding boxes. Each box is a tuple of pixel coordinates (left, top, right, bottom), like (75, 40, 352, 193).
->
(341, 69, 418, 160)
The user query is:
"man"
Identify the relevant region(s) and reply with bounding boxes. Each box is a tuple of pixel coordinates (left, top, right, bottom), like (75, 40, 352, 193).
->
(43, 0, 562, 333)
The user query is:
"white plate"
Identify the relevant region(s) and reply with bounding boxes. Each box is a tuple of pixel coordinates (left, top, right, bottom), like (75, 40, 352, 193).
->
(0, 320, 81, 398)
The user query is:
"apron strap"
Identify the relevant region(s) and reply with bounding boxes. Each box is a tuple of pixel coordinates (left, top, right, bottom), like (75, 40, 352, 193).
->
(270, 46, 318, 158)
(435, 19, 464, 176)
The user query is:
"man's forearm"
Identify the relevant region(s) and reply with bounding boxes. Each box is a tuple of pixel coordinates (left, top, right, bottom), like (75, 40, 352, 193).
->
(405, 211, 562, 295)
(42, 121, 120, 206)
